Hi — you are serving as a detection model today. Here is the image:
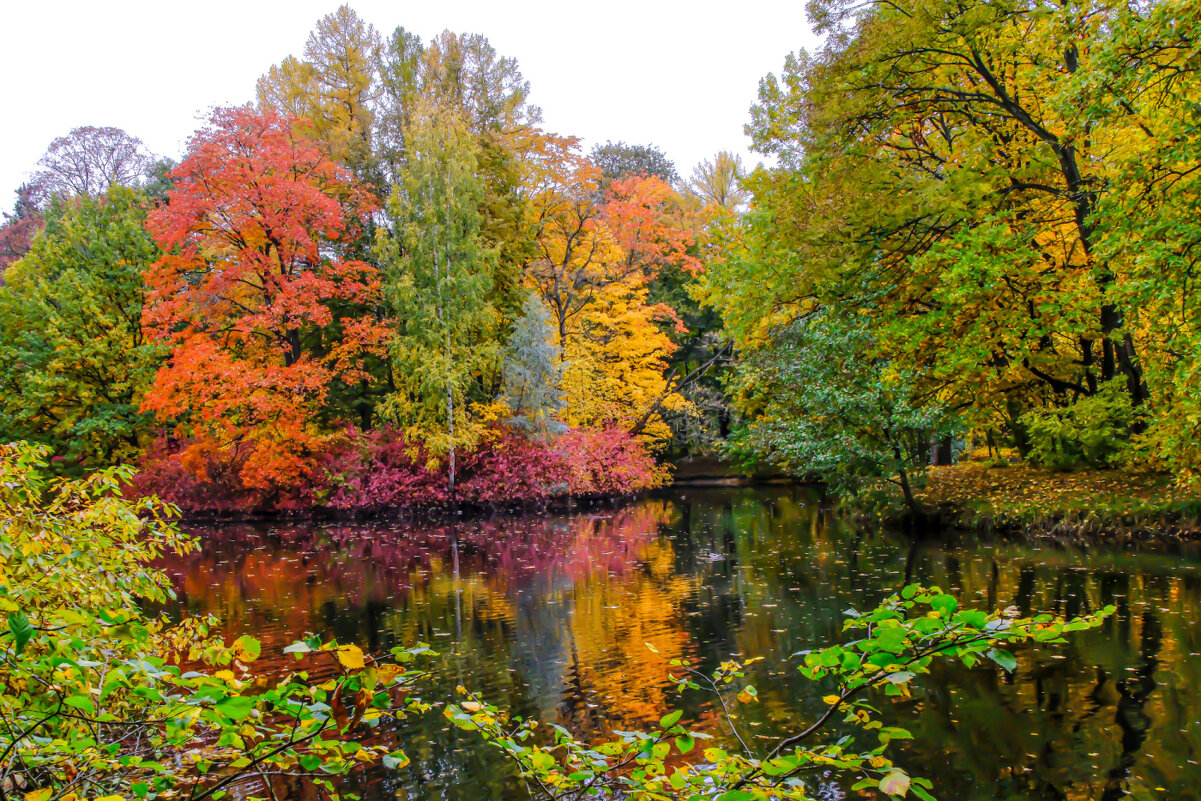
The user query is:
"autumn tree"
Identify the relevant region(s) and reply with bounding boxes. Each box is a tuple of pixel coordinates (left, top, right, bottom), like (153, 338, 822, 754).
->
(0, 187, 162, 465)
(1079, 0, 1201, 479)
(142, 107, 385, 494)
(32, 126, 155, 199)
(705, 0, 1201, 484)
(688, 151, 749, 211)
(256, 4, 382, 182)
(377, 102, 500, 493)
(519, 135, 702, 441)
(0, 184, 44, 271)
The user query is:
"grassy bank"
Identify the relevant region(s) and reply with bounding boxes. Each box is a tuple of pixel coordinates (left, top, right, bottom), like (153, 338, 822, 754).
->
(915, 463, 1201, 540)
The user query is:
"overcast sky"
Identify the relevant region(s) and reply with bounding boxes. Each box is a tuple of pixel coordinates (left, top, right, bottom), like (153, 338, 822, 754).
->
(0, 1, 819, 207)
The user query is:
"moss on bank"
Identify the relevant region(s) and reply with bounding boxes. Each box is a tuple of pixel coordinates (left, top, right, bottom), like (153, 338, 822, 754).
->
(914, 464, 1201, 540)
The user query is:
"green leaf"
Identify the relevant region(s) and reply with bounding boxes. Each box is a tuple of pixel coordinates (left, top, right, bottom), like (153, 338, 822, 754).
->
(7, 611, 33, 654)
(234, 635, 261, 661)
(659, 709, 683, 729)
(930, 594, 958, 616)
(986, 647, 1018, 673)
(675, 734, 695, 754)
(65, 695, 96, 715)
(215, 695, 255, 721)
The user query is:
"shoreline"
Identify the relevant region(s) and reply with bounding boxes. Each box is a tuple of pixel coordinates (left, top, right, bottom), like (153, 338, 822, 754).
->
(915, 463, 1201, 543)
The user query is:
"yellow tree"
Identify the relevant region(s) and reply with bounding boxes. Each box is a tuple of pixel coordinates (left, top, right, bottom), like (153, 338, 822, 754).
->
(256, 5, 382, 180)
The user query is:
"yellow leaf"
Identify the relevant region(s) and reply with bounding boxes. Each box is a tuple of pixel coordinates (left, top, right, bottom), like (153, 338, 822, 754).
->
(879, 770, 910, 797)
(461, 701, 482, 712)
(822, 695, 843, 705)
(336, 644, 365, 670)
(377, 664, 404, 684)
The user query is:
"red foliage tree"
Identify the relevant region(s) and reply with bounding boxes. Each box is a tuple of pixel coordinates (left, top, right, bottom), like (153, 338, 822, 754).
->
(142, 107, 386, 494)
(0, 184, 45, 271)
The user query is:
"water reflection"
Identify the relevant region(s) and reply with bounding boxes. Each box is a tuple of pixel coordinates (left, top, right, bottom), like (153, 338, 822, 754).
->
(160, 486, 1201, 800)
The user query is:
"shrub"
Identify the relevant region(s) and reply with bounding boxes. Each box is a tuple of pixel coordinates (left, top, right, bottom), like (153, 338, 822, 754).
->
(0, 442, 427, 801)
(1022, 380, 1136, 470)
(131, 425, 668, 516)
(557, 426, 670, 494)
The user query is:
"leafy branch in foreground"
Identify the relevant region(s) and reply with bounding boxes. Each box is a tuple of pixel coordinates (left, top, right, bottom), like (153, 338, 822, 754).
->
(0, 442, 431, 801)
(446, 586, 1111, 800)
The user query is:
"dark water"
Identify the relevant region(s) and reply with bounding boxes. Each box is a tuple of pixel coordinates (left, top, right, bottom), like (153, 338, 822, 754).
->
(161, 485, 1201, 801)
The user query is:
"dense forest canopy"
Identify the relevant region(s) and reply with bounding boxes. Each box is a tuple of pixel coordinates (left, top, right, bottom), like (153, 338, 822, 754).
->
(1, 0, 1199, 513)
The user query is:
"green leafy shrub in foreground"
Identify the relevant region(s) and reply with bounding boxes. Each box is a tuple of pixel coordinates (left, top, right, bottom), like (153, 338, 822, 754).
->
(0, 442, 428, 801)
(447, 586, 1110, 800)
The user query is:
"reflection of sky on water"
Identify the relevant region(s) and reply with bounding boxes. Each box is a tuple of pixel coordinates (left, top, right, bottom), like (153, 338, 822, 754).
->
(159, 486, 1201, 801)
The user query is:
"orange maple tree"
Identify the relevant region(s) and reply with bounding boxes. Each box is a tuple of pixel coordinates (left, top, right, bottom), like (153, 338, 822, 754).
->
(141, 107, 386, 493)
(602, 174, 701, 286)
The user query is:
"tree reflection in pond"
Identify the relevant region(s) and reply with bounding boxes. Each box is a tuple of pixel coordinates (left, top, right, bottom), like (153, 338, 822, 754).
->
(159, 487, 1201, 801)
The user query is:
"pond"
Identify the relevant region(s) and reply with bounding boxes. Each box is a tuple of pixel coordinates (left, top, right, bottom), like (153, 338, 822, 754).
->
(161, 485, 1201, 801)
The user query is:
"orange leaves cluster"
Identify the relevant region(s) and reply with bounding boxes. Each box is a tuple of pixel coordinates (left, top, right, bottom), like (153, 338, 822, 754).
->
(141, 108, 386, 491)
(603, 174, 702, 281)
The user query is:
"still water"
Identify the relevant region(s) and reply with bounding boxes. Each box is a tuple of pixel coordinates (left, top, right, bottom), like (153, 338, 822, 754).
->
(161, 485, 1201, 801)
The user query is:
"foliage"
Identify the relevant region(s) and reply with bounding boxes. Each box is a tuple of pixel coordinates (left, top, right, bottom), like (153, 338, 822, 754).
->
(377, 101, 500, 485)
(133, 424, 666, 515)
(499, 293, 566, 437)
(448, 584, 1110, 800)
(0, 442, 429, 801)
(1022, 380, 1137, 471)
(589, 140, 679, 191)
(141, 107, 386, 496)
(0, 183, 44, 270)
(0, 187, 163, 466)
(256, 4, 382, 182)
(706, 0, 1201, 487)
(688, 151, 749, 211)
(738, 311, 952, 516)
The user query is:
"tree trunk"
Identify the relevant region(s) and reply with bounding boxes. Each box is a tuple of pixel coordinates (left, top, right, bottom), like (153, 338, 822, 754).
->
(897, 465, 924, 521)
(930, 435, 953, 466)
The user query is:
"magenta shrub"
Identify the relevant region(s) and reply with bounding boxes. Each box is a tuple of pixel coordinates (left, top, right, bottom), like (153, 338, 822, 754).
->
(131, 425, 667, 516)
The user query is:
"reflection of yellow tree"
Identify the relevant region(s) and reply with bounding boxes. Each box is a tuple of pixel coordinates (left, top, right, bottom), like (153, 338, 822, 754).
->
(561, 536, 700, 730)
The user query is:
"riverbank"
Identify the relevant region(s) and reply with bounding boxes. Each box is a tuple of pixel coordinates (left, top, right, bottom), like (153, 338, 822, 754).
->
(917, 463, 1201, 541)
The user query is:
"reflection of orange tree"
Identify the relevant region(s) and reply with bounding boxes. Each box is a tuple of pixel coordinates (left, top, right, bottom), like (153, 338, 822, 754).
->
(159, 503, 672, 675)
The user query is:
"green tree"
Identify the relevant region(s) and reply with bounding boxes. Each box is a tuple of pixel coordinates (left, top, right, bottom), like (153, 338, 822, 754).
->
(590, 140, 679, 192)
(378, 102, 501, 492)
(0, 187, 163, 466)
(739, 310, 951, 517)
(376, 27, 539, 323)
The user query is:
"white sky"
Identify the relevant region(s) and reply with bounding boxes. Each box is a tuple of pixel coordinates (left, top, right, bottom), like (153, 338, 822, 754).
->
(0, 0, 819, 208)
